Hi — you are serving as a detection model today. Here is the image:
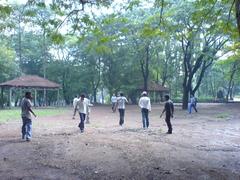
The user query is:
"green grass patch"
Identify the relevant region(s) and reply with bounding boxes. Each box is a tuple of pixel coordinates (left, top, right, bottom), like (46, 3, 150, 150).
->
(216, 113, 229, 119)
(0, 108, 68, 123)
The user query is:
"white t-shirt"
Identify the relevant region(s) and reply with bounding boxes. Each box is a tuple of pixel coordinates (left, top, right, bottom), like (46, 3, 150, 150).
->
(138, 96, 151, 111)
(117, 96, 128, 109)
(190, 97, 196, 104)
(73, 97, 79, 108)
(76, 98, 89, 114)
(84, 98, 93, 113)
(111, 96, 117, 103)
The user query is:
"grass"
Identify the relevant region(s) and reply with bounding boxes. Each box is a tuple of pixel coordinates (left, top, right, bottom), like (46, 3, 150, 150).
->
(0, 108, 68, 123)
(216, 113, 229, 119)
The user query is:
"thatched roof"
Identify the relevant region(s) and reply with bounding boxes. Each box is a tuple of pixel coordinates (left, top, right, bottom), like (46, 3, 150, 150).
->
(0, 75, 61, 89)
(138, 82, 169, 92)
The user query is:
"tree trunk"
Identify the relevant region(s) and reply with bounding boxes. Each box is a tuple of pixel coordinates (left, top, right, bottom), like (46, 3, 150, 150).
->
(236, 0, 240, 35)
(0, 87, 3, 108)
(93, 88, 97, 103)
(141, 44, 150, 91)
(226, 62, 237, 101)
(182, 86, 189, 109)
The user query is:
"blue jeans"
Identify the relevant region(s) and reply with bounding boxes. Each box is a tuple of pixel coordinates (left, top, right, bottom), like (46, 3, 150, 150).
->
(141, 108, 149, 128)
(118, 109, 125, 126)
(188, 103, 198, 113)
(22, 117, 32, 139)
(78, 113, 86, 131)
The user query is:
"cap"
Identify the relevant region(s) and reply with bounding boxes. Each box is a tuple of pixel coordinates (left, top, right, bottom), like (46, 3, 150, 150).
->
(141, 91, 147, 95)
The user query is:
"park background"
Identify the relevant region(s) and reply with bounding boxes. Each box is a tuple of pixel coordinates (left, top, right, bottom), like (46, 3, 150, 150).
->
(0, 1, 240, 179)
(0, 0, 240, 109)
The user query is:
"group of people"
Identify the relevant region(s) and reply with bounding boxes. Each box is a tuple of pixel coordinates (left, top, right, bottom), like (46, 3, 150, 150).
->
(20, 91, 197, 141)
(111, 91, 174, 134)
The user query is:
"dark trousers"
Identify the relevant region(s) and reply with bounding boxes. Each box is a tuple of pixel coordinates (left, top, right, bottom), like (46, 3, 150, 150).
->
(22, 117, 32, 139)
(165, 115, 172, 133)
(141, 108, 149, 128)
(118, 109, 125, 126)
(112, 102, 116, 111)
(78, 113, 86, 131)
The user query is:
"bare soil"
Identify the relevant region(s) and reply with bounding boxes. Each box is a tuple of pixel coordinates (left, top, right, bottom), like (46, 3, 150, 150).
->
(0, 103, 240, 180)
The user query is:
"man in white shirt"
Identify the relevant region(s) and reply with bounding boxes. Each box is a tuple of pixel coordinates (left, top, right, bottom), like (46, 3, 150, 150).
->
(138, 91, 151, 129)
(116, 92, 128, 126)
(75, 94, 89, 133)
(111, 94, 117, 112)
(72, 95, 79, 119)
(85, 97, 93, 124)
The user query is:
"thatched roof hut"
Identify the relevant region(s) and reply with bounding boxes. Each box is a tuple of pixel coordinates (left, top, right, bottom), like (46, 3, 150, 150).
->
(0, 75, 60, 89)
(0, 75, 61, 107)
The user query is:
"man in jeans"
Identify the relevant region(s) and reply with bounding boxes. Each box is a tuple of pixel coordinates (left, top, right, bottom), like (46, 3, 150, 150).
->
(21, 92, 37, 141)
(188, 94, 198, 113)
(116, 92, 128, 126)
(138, 91, 151, 129)
(111, 94, 117, 112)
(75, 94, 89, 133)
(160, 95, 174, 134)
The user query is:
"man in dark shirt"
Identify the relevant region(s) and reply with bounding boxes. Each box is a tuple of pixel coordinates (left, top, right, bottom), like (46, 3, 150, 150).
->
(160, 95, 174, 134)
(21, 92, 37, 141)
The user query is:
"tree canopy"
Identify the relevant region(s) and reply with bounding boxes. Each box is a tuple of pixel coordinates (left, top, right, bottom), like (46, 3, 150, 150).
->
(0, 0, 239, 108)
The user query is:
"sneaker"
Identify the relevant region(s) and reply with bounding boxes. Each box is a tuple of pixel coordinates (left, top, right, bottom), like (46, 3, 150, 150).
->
(80, 130, 84, 133)
(166, 132, 172, 134)
(26, 138, 31, 142)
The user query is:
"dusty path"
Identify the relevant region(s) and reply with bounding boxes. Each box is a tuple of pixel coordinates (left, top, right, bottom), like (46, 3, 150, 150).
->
(0, 103, 240, 180)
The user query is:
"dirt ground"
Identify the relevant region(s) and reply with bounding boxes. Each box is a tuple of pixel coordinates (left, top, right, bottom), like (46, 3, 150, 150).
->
(0, 103, 240, 180)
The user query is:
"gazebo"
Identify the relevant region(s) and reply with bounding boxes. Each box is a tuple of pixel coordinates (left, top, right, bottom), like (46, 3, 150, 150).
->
(0, 75, 61, 107)
(138, 81, 170, 102)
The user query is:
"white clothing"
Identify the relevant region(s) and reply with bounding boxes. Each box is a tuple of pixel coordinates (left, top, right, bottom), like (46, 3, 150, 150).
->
(85, 98, 93, 113)
(138, 96, 151, 111)
(190, 97, 196, 104)
(73, 97, 79, 109)
(76, 98, 89, 114)
(111, 96, 117, 103)
(117, 96, 128, 109)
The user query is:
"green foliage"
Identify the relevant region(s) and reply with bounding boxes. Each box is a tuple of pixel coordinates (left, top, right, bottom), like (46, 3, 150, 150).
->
(0, 0, 239, 106)
(0, 5, 12, 18)
(49, 32, 65, 44)
(0, 108, 67, 123)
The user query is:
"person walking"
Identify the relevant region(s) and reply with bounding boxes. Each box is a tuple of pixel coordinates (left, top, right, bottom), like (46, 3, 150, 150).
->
(160, 95, 174, 134)
(75, 94, 89, 133)
(72, 95, 79, 119)
(85, 97, 93, 124)
(116, 92, 128, 126)
(138, 91, 151, 129)
(188, 94, 198, 114)
(111, 94, 117, 112)
(21, 92, 37, 141)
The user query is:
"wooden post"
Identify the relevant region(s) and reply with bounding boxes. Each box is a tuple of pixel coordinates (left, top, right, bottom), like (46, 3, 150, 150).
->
(9, 88, 12, 108)
(153, 91, 156, 103)
(44, 88, 46, 106)
(0, 87, 3, 108)
(34, 89, 37, 107)
(57, 89, 60, 107)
